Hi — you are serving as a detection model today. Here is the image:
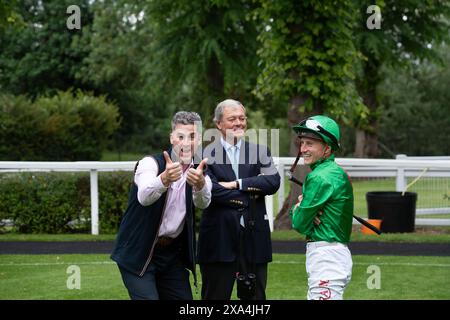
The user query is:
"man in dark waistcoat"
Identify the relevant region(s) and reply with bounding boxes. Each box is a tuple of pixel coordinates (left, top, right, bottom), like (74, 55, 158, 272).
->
(111, 111, 211, 300)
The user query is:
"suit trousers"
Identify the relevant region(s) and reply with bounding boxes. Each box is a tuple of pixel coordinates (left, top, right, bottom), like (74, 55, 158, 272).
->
(200, 262, 267, 300)
(118, 239, 192, 300)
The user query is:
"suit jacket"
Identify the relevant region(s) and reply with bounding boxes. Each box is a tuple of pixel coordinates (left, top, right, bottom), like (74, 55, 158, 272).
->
(197, 139, 280, 264)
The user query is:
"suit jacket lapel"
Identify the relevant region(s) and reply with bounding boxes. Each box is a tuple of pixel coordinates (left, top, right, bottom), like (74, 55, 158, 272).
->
(210, 141, 235, 180)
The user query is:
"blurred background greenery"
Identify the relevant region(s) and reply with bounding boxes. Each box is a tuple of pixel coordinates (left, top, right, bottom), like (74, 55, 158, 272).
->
(1, 0, 449, 160)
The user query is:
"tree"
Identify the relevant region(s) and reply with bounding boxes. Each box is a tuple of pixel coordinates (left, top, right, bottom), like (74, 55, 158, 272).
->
(145, 0, 260, 125)
(76, 0, 173, 154)
(378, 43, 450, 156)
(0, 0, 24, 31)
(0, 0, 93, 97)
(254, 0, 364, 229)
(352, 0, 450, 157)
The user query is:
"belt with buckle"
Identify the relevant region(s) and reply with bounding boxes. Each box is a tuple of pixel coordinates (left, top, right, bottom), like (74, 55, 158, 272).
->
(156, 236, 175, 248)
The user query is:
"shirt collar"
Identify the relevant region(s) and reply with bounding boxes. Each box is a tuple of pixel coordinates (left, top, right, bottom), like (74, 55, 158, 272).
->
(220, 136, 242, 151)
(182, 160, 194, 172)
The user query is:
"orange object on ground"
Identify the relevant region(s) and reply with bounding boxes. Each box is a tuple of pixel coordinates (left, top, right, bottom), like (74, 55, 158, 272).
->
(361, 219, 382, 235)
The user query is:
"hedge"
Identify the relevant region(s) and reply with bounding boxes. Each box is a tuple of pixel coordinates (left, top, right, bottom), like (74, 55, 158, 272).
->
(0, 171, 132, 234)
(0, 90, 120, 161)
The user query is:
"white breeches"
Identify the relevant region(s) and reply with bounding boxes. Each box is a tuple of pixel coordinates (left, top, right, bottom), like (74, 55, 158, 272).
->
(306, 241, 353, 300)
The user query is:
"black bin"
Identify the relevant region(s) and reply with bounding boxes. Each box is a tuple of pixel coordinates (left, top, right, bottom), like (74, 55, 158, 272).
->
(366, 191, 417, 233)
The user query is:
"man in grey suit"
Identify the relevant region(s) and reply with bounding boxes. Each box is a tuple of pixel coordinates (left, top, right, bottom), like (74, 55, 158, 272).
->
(198, 99, 280, 300)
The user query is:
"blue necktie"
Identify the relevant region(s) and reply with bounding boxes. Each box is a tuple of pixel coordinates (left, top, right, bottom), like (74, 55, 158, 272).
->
(230, 145, 245, 227)
(230, 145, 239, 178)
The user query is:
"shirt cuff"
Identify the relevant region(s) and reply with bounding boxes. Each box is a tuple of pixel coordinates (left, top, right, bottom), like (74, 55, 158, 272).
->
(157, 174, 169, 191)
(193, 176, 208, 193)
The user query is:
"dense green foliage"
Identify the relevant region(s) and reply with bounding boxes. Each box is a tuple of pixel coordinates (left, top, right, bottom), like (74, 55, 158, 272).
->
(254, 0, 363, 117)
(77, 0, 172, 153)
(0, 172, 132, 233)
(0, 0, 24, 31)
(0, 0, 93, 97)
(378, 45, 450, 155)
(0, 91, 120, 160)
(351, 0, 450, 156)
(0, 1, 449, 158)
(145, 0, 261, 126)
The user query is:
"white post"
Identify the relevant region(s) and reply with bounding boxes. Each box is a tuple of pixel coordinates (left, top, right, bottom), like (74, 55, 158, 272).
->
(265, 195, 274, 232)
(396, 154, 407, 192)
(90, 169, 99, 235)
(277, 161, 285, 214)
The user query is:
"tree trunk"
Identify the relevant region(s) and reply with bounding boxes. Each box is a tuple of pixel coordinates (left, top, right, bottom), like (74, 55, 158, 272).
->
(273, 96, 322, 230)
(354, 127, 379, 158)
(354, 63, 380, 158)
(207, 54, 224, 95)
(354, 129, 365, 157)
(199, 55, 225, 128)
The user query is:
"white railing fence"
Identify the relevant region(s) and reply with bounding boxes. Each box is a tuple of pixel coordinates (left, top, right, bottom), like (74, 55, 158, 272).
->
(271, 156, 450, 230)
(0, 161, 136, 235)
(1, 155, 449, 234)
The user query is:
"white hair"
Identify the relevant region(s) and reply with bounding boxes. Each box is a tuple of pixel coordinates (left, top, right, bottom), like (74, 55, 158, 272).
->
(213, 99, 246, 123)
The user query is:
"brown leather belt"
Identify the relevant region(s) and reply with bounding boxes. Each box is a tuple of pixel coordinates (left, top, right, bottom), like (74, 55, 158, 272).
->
(156, 236, 175, 248)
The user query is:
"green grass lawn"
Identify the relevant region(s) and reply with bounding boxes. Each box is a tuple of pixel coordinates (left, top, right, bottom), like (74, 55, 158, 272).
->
(0, 253, 449, 300)
(270, 254, 450, 300)
(0, 233, 118, 242)
(272, 226, 450, 243)
(1, 226, 450, 243)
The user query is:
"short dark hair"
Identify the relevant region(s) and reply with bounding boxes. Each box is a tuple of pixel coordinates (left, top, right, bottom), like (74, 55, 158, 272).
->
(171, 111, 202, 131)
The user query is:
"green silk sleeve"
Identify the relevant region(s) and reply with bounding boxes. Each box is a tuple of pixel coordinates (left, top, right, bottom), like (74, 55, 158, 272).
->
(290, 175, 334, 236)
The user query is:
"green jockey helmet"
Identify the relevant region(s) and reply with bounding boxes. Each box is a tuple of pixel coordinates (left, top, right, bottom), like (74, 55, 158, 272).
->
(292, 115, 341, 151)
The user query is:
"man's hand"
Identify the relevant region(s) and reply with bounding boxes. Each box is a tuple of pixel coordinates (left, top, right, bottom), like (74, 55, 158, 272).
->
(313, 211, 323, 226)
(161, 151, 182, 187)
(219, 181, 238, 189)
(187, 158, 208, 190)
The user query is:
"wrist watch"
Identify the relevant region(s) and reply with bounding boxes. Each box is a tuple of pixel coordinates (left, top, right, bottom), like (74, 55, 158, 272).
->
(235, 180, 240, 189)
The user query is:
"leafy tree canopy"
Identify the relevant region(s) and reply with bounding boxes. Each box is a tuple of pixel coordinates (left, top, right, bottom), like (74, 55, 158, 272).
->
(0, 0, 93, 97)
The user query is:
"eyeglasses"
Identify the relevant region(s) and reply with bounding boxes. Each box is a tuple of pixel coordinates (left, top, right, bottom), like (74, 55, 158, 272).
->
(299, 118, 340, 148)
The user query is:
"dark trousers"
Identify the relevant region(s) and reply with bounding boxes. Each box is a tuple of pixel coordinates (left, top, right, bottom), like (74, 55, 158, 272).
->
(200, 262, 267, 300)
(118, 241, 192, 300)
